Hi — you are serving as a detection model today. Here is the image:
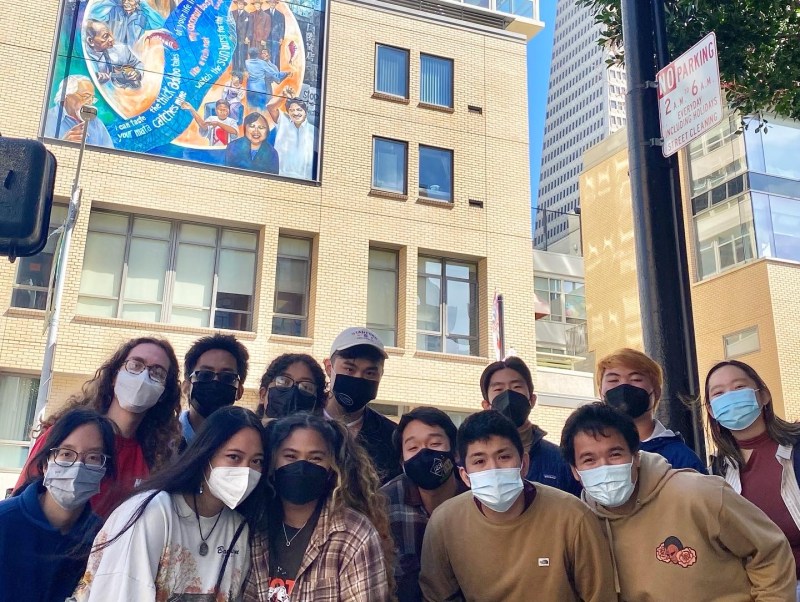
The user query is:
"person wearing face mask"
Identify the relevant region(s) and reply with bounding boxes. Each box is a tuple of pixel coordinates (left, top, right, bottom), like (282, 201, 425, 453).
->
(705, 360, 800, 598)
(179, 334, 250, 451)
(72, 406, 266, 601)
(243, 413, 392, 601)
(380, 407, 468, 602)
(597, 348, 707, 473)
(323, 326, 400, 484)
(2, 409, 115, 602)
(562, 402, 795, 601)
(257, 353, 327, 419)
(17, 336, 182, 518)
(480, 356, 581, 495)
(419, 410, 615, 602)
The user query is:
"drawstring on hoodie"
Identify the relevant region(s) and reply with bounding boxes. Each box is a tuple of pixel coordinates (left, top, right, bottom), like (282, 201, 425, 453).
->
(603, 517, 622, 599)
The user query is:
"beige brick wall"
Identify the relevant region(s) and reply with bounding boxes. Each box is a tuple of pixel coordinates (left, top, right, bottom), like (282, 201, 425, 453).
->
(0, 0, 545, 429)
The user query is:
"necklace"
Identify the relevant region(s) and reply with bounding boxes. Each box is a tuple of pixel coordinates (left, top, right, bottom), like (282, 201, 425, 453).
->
(193, 493, 224, 556)
(282, 518, 310, 547)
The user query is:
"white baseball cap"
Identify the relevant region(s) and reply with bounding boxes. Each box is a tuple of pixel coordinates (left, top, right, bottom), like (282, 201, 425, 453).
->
(329, 327, 388, 359)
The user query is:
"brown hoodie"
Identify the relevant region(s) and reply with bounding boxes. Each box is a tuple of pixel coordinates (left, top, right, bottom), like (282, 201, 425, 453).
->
(584, 452, 795, 602)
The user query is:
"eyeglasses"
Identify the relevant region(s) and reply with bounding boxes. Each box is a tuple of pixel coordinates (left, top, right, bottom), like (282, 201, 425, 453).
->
(123, 358, 168, 384)
(49, 448, 108, 471)
(190, 370, 241, 388)
(272, 374, 317, 396)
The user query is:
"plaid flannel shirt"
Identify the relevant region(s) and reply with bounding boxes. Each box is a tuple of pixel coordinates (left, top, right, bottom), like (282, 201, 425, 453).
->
(243, 497, 390, 601)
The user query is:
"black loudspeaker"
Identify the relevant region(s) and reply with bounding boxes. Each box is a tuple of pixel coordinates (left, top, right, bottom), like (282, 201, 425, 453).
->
(0, 138, 58, 260)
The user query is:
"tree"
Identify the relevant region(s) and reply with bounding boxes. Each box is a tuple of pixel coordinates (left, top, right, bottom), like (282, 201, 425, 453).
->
(576, 0, 800, 122)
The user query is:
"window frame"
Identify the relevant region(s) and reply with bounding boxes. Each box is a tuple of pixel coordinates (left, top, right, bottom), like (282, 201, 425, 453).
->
(77, 210, 258, 331)
(723, 326, 760, 359)
(416, 256, 479, 356)
(272, 235, 313, 337)
(0, 374, 39, 471)
(418, 144, 454, 203)
(419, 53, 454, 109)
(367, 247, 399, 346)
(374, 43, 410, 100)
(371, 137, 408, 195)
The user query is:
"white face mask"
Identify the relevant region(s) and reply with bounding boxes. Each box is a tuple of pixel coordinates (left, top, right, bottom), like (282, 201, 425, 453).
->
(468, 467, 524, 513)
(43, 460, 106, 510)
(578, 462, 636, 508)
(114, 369, 165, 414)
(206, 465, 261, 509)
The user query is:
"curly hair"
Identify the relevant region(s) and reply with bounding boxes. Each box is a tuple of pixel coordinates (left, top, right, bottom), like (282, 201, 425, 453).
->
(42, 337, 182, 471)
(259, 353, 327, 408)
(264, 414, 396, 595)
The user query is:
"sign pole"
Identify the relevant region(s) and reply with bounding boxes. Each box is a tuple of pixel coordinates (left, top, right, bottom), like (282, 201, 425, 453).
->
(620, 0, 704, 459)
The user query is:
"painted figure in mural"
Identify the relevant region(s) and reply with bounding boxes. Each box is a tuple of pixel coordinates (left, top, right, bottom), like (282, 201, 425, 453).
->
(249, 1, 270, 52)
(92, 0, 164, 46)
(267, 93, 316, 180)
(221, 73, 246, 123)
(180, 99, 239, 147)
(225, 112, 279, 174)
(231, 0, 251, 75)
(44, 75, 114, 147)
(84, 19, 144, 89)
(264, 0, 285, 69)
(244, 47, 288, 110)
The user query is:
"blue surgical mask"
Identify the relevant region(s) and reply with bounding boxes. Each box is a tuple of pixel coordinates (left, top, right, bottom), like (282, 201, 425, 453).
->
(578, 462, 636, 508)
(710, 388, 762, 431)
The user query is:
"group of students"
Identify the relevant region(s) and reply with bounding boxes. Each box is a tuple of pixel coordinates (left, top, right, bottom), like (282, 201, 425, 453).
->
(2, 326, 799, 601)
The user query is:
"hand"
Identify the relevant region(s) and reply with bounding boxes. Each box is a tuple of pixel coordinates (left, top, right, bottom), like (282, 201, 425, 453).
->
(245, 37, 250, 44)
(284, 85, 296, 98)
(64, 122, 85, 143)
(179, 101, 192, 109)
(97, 72, 110, 83)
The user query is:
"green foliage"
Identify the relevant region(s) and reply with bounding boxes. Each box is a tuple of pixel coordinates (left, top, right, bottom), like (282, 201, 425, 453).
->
(575, 0, 800, 121)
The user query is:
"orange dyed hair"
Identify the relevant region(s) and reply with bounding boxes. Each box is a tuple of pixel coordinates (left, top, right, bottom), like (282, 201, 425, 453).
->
(595, 348, 663, 403)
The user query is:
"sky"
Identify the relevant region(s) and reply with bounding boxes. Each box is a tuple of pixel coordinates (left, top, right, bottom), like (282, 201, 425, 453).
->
(527, 0, 557, 220)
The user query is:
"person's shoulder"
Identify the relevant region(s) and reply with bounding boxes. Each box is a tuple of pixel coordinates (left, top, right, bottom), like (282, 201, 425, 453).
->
(532, 483, 593, 516)
(366, 406, 398, 432)
(334, 506, 382, 545)
(0, 492, 24, 522)
(379, 473, 405, 499)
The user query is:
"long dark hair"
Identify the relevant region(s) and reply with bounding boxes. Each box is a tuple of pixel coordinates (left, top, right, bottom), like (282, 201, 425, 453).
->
(264, 413, 395, 591)
(94, 406, 268, 552)
(704, 359, 800, 474)
(42, 337, 182, 471)
(17, 408, 117, 494)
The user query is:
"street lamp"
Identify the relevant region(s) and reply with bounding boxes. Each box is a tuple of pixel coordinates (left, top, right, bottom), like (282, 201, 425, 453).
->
(31, 104, 98, 438)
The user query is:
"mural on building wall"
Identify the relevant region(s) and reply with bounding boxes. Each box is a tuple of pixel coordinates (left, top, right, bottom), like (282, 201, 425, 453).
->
(43, 0, 325, 181)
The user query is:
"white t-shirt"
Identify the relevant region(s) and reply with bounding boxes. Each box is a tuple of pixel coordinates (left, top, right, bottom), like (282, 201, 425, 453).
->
(72, 490, 250, 601)
(201, 116, 239, 147)
(274, 111, 316, 180)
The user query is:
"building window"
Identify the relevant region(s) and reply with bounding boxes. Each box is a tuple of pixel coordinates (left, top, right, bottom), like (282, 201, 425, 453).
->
(0, 374, 38, 470)
(695, 195, 755, 279)
(372, 138, 407, 194)
(534, 276, 586, 324)
(11, 206, 67, 310)
(417, 256, 478, 356)
(77, 211, 257, 331)
(367, 248, 398, 346)
(375, 44, 409, 99)
(420, 54, 453, 108)
(419, 145, 453, 202)
(273, 236, 312, 337)
(723, 326, 760, 359)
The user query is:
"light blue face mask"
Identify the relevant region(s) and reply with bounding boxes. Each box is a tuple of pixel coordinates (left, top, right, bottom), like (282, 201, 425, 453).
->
(710, 388, 762, 431)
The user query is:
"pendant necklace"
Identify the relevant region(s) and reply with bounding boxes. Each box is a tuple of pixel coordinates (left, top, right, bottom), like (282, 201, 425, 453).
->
(193, 493, 223, 556)
(282, 516, 310, 547)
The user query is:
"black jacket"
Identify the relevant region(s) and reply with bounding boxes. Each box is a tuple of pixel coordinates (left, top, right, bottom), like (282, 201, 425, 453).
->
(358, 406, 401, 485)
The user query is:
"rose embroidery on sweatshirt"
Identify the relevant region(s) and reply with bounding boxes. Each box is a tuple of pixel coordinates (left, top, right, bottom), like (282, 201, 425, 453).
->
(656, 536, 697, 568)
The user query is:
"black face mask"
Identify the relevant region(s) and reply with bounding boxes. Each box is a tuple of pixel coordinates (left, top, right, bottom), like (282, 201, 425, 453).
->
(266, 386, 318, 418)
(190, 381, 237, 418)
(331, 374, 379, 413)
(605, 384, 652, 419)
(491, 389, 532, 428)
(273, 460, 330, 505)
(403, 448, 456, 490)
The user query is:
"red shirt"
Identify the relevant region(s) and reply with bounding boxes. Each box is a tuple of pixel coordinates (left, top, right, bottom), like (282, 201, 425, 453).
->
(16, 428, 150, 519)
(740, 432, 800, 578)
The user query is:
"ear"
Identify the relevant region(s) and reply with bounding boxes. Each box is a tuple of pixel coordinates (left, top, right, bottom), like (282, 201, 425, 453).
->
(530, 392, 537, 409)
(459, 466, 471, 489)
(181, 379, 191, 399)
(236, 383, 245, 401)
(570, 464, 581, 483)
(520, 450, 530, 477)
(258, 387, 267, 405)
(323, 358, 332, 378)
(480, 399, 490, 410)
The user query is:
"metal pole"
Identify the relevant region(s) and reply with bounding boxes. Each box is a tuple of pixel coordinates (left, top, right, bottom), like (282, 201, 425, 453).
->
(620, 0, 703, 457)
(31, 105, 97, 444)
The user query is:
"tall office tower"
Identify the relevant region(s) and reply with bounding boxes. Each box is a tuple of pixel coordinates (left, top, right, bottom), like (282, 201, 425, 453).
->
(533, 0, 627, 250)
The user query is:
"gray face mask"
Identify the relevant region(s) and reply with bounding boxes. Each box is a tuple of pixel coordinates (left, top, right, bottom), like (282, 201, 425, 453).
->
(43, 460, 106, 511)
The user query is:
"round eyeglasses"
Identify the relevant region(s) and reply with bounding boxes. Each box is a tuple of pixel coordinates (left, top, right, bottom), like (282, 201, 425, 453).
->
(49, 448, 108, 471)
(123, 358, 168, 384)
(272, 374, 317, 396)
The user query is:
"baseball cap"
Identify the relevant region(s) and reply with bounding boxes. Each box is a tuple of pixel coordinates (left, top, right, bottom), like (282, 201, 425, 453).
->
(329, 327, 388, 359)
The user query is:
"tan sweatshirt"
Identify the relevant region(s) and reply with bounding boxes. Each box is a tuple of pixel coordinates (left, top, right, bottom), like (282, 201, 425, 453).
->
(419, 483, 617, 602)
(585, 452, 795, 602)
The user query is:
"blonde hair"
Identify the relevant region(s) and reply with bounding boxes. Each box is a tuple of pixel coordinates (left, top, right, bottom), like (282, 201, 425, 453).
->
(596, 348, 663, 403)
